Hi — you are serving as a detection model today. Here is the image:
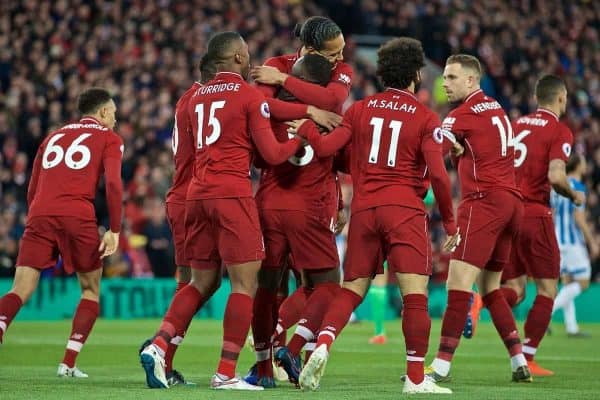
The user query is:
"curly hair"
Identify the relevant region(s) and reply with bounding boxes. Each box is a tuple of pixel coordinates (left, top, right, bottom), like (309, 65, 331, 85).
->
(293, 16, 342, 51)
(376, 37, 425, 90)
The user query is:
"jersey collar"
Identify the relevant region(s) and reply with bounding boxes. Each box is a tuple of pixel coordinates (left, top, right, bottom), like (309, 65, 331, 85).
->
(80, 116, 102, 124)
(215, 71, 244, 80)
(464, 89, 483, 103)
(537, 108, 559, 121)
(385, 87, 417, 100)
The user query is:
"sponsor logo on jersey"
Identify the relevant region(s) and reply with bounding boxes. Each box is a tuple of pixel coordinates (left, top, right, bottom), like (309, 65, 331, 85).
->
(338, 73, 351, 85)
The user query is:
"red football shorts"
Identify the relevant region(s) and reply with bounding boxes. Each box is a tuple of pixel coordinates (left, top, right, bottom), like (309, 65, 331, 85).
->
(343, 205, 431, 281)
(184, 198, 265, 269)
(452, 190, 523, 271)
(259, 209, 339, 271)
(16, 216, 101, 274)
(503, 214, 560, 280)
(166, 202, 188, 267)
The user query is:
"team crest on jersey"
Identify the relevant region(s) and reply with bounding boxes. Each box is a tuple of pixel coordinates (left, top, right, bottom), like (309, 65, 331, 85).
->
(260, 101, 270, 118)
(562, 143, 571, 157)
(432, 127, 444, 144)
(338, 73, 351, 85)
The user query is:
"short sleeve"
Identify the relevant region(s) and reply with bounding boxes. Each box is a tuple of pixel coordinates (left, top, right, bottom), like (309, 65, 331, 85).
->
(247, 90, 273, 136)
(441, 109, 469, 140)
(421, 112, 444, 154)
(549, 124, 574, 162)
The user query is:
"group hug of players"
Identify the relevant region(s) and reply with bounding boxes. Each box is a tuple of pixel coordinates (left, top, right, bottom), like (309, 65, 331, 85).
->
(0, 16, 588, 395)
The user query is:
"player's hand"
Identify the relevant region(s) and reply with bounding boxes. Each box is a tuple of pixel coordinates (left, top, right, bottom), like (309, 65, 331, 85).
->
(443, 228, 461, 252)
(250, 66, 287, 85)
(451, 142, 465, 157)
(572, 191, 585, 207)
(335, 209, 347, 235)
(307, 106, 342, 131)
(99, 230, 120, 259)
(286, 119, 310, 137)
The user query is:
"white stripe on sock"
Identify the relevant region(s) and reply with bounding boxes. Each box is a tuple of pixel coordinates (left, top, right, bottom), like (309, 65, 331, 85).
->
(511, 353, 527, 370)
(522, 345, 537, 355)
(66, 340, 83, 352)
(256, 349, 271, 362)
(294, 325, 315, 341)
(407, 355, 425, 362)
(303, 341, 317, 352)
(170, 335, 183, 345)
(564, 300, 580, 334)
(0, 321, 6, 333)
(318, 331, 336, 341)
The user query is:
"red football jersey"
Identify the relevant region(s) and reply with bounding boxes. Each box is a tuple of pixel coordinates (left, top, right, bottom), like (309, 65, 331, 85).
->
(298, 88, 457, 234)
(255, 118, 337, 216)
(441, 89, 519, 199)
(165, 81, 201, 204)
(513, 108, 573, 212)
(186, 72, 302, 200)
(258, 53, 353, 114)
(27, 116, 124, 232)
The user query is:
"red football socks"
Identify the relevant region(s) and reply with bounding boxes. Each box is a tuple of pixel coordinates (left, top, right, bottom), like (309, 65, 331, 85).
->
(252, 287, 278, 377)
(315, 288, 362, 351)
(272, 286, 312, 347)
(0, 292, 23, 343)
(62, 299, 99, 368)
(287, 283, 339, 356)
(483, 289, 523, 357)
(217, 293, 253, 379)
(152, 285, 206, 354)
(403, 294, 430, 385)
(500, 287, 519, 308)
(436, 290, 471, 362)
(523, 295, 554, 361)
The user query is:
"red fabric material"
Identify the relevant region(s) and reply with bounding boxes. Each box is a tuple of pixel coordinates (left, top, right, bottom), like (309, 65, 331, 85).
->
(523, 295, 554, 360)
(0, 293, 23, 342)
(62, 299, 99, 367)
(500, 287, 519, 308)
(483, 289, 523, 357)
(403, 294, 430, 384)
(437, 290, 471, 361)
(315, 288, 363, 351)
(217, 293, 254, 379)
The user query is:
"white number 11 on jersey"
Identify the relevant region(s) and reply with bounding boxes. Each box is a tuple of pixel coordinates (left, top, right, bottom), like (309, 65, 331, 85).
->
(368, 117, 403, 167)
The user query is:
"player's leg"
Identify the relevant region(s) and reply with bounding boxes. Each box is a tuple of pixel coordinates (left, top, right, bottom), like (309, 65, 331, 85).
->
(519, 215, 560, 375)
(0, 266, 42, 343)
(299, 209, 380, 391)
(140, 199, 219, 388)
(1, 218, 57, 343)
(58, 267, 102, 378)
(273, 268, 311, 350)
(368, 269, 388, 344)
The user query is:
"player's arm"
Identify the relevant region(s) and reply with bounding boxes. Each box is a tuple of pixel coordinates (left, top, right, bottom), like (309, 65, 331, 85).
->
(249, 98, 303, 165)
(422, 126, 457, 236)
(103, 135, 124, 234)
(548, 160, 582, 204)
(573, 208, 599, 257)
(27, 145, 43, 206)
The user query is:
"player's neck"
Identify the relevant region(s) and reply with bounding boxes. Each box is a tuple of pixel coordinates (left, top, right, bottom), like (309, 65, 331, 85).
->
(81, 115, 103, 125)
(538, 104, 560, 118)
(463, 87, 481, 102)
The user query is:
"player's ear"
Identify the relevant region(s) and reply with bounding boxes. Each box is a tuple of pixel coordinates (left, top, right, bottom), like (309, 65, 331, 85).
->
(234, 53, 242, 65)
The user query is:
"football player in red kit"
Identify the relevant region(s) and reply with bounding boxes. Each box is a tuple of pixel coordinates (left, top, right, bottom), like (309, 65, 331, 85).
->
(501, 75, 582, 376)
(139, 31, 304, 391)
(289, 37, 460, 394)
(427, 54, 531, 383)
(0, 88, 123, 378)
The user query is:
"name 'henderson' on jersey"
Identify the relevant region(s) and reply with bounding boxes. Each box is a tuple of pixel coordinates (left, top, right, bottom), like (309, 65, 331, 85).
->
(27, 116, 124, 232)
(512, 108, 573, 210)
(441, 89, 518, 198)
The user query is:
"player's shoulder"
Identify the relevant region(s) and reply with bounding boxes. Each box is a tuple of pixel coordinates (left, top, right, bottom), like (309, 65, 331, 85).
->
(264, 54, 295, 70)
(332, 61, 353, 83)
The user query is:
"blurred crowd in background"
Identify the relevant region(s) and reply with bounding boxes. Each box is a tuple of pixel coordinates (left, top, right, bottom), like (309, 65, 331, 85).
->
(1, 0, 598, 280)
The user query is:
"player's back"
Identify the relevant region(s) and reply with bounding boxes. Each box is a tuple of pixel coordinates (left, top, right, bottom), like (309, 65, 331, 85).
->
(442, 90, 517, 197)
(186, 72, 269, 199)
(28, 116, 123, 220)
(513, 109, 573, 210)
(551, 178, 586, 246)
(166, 82, 201, 204)
(348, 88, 438, 213)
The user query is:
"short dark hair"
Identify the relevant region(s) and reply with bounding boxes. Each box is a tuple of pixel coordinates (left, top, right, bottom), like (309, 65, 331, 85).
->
(535, 75, 566, 106)
(199, 54, 217, 84)
(293, 16, 342, 51)
(376, 37, 425, 90)
(294, 54, 332, 86)
(207, 31, 243, 62)
(566, 153, 582, 173)
(446, 54, 482, 77)
(77, 88, 112, 115)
